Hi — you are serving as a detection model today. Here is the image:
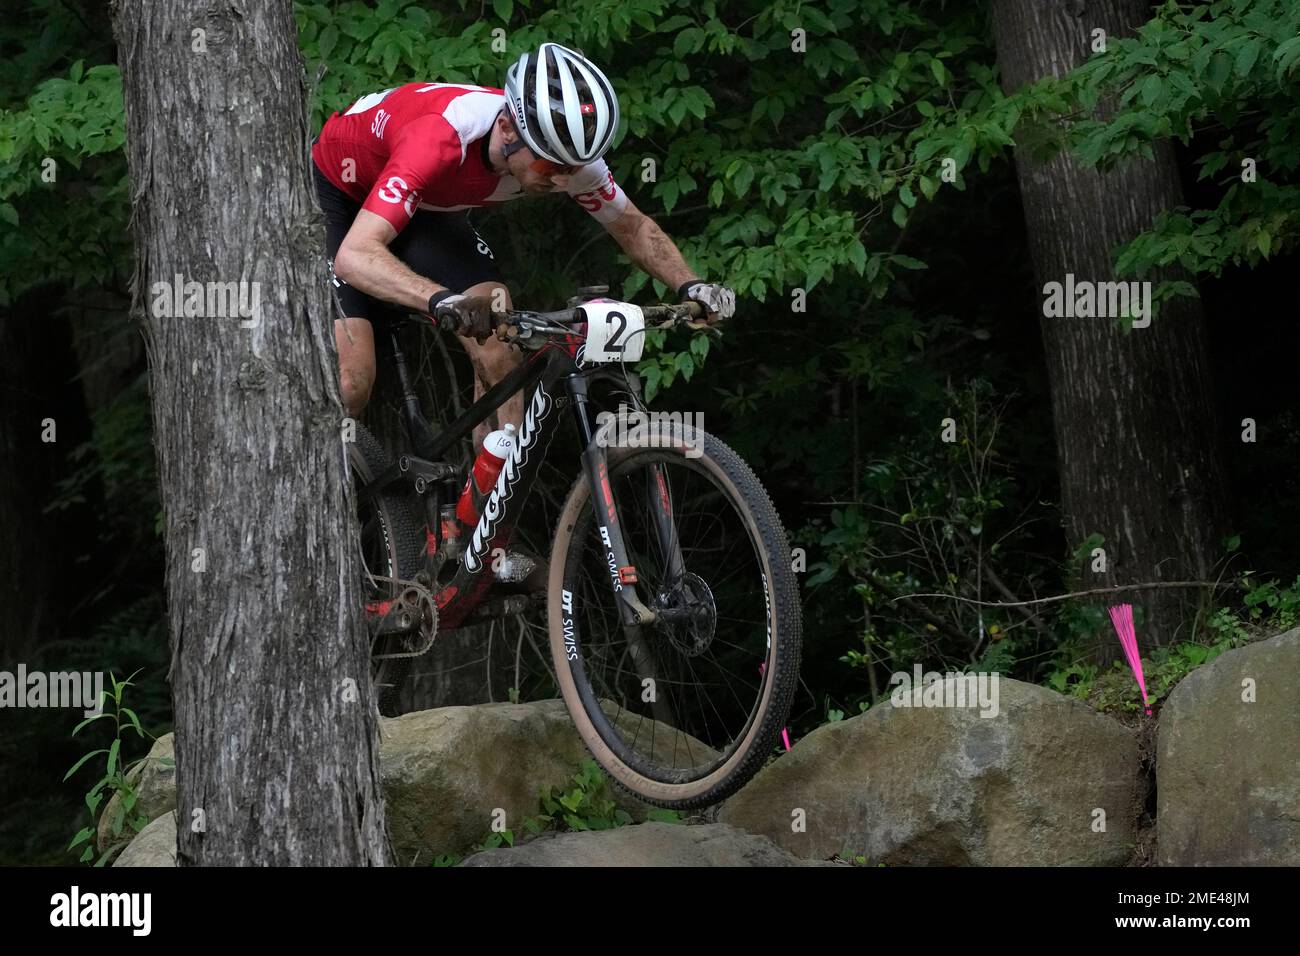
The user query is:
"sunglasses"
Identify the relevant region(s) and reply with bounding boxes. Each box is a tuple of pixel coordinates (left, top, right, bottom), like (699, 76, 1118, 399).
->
(528, 155, 578, 176)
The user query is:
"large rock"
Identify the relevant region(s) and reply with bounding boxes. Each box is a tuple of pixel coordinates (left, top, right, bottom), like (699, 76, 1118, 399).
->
(99, 700, 715, 865)
(97, 733, 175, 852)
(382, 700, 696, 864)
(460, 822, 831, 866)
(113, 811, 176, 867)
(1157, 627, 1300, 865)
(719, 676, 1143, 865)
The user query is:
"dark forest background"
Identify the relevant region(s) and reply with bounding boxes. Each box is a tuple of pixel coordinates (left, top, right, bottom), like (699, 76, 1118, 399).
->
(4, 0, 1300, 863)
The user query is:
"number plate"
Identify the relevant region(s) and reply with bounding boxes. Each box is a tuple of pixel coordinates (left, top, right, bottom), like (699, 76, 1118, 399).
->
(581, 302, 645, 363)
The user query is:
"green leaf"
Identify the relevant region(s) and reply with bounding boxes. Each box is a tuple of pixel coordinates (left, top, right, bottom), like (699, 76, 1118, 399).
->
(107, 739, 120, 778)
(646, 808, 683, 823)
(847, 241, 867, 275)
(119, 707, 145, 737)
(382, 41, 400, 78)
(673, 27, 703, 59)
(317, 25, 338, 61)
(899, 184, 916, 208)
(641, 364, 662, 402)
(891, 203, 907, 228)
(68, 827, 95, 850)
(1234, 40, 1260, 78)
(0, 203, 17, 228)
(1257, 231, 1271, 257)
(492, 0, 513, 20)
(1139, 74, 1162, 106)
(64, 749, 109, 782)
(731, 163, 754, 197)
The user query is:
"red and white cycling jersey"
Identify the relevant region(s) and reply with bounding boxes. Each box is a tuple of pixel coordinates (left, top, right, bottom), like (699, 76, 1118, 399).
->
(311, 82, 628, 233)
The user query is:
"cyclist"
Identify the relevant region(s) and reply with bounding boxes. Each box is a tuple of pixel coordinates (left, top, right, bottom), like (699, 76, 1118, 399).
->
(312, 42, 736, 426)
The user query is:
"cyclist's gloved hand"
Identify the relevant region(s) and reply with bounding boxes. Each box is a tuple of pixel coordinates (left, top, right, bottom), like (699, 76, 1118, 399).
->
(676, 280, 736, 323)
(429, 291, 494, 342)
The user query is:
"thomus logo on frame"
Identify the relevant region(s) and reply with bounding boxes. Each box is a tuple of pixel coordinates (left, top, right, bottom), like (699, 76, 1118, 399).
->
(464, 384, 553, 573)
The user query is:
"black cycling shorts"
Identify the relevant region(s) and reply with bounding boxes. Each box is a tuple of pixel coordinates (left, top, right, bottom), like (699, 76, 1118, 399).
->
(312, 161, 503, 326)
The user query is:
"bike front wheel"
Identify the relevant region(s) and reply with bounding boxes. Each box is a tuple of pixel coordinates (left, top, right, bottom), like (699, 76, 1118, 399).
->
(548, 421, 801, 808)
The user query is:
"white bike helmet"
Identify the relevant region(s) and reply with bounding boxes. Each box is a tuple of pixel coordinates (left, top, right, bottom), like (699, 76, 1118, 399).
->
(504, 43, 620, 167)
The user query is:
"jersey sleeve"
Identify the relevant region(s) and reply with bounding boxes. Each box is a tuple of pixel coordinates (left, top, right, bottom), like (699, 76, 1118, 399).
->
(361, 115, 464, 232)
(566, 158, 629, 224)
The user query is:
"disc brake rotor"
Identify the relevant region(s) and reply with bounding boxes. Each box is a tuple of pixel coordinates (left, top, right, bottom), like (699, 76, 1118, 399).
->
(653, 571, 717, 657)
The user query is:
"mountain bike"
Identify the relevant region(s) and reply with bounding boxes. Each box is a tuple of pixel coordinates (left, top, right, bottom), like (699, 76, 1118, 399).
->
(348, 289, 801, 808)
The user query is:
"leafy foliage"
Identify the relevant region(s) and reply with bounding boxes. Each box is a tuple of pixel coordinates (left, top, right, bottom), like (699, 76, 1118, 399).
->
(11, 0, 1300, 866)
(63, 671, 162, 865)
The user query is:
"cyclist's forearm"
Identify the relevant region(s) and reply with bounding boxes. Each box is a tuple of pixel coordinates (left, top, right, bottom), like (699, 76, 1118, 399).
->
(335, 238, 446, 313)
(613, 213, 699, 291)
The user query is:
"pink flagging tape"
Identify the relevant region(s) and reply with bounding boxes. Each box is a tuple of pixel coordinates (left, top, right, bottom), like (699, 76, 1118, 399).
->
(1108, 603, 1152, 716)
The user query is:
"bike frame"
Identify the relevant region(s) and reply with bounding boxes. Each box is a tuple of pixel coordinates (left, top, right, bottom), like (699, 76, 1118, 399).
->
(360, 320, 667, 632)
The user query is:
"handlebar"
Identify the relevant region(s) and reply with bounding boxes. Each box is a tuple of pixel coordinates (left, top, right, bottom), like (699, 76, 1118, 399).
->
(496, 299, 708, 329)
(491, 300, 717, 344)
(421, 299, 718, 348)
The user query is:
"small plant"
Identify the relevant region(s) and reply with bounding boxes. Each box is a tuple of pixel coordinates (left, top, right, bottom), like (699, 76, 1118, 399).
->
(464, 759, 687, 855)
(523, 760, 635, 835)
(64, 671, 160, 865)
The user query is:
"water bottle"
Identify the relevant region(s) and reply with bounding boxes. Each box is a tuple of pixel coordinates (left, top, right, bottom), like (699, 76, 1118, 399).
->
(456, 424, 516, 526)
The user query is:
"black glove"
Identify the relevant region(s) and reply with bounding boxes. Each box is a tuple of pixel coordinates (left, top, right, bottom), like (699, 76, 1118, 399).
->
(428, 291, 494, 342)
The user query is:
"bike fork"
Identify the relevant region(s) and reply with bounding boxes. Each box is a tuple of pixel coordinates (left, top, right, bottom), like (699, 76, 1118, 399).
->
(566, 375, 657, 629)
(567, 375, 678, 726)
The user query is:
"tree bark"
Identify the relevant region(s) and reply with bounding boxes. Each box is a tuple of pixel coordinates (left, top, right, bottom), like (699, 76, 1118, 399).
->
(114, 0, 389, 864)
(991, 0, 1230, 648)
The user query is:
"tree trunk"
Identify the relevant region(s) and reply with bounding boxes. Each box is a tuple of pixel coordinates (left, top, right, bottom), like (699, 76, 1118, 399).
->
(114, 0, 388, 864)
(991, 0, 1230, 649)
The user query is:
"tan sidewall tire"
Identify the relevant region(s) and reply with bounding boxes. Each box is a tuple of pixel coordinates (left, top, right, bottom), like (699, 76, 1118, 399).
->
(547, 424, 789, 807)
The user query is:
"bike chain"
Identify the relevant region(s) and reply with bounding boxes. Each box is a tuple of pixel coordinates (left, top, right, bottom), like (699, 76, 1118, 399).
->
(366, 574, 438, 660)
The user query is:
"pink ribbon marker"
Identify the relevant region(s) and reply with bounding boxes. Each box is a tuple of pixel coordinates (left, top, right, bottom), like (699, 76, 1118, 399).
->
(1107, 603, 1152, 716)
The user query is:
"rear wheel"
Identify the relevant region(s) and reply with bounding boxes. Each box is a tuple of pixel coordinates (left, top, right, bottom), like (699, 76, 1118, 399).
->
(348, 425, 425, 716)
(548, 420, 801, 808)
